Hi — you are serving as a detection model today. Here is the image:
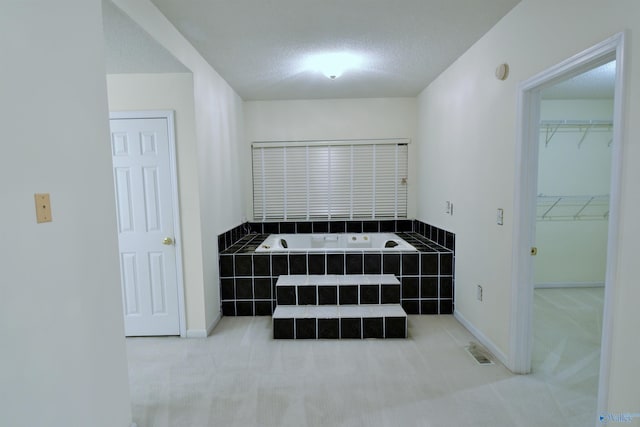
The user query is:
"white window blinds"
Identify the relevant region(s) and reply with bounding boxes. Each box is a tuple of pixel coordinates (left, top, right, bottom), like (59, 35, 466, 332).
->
(252, 139, 408, 221)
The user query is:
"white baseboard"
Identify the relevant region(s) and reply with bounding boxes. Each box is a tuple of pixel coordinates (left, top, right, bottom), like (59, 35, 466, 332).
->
(185, 329, 207, 338)
(454, 310, 508, 368)
(207, 312, 222, 335)
(185, 312, 222, 338)
(535, 281, 605, 289)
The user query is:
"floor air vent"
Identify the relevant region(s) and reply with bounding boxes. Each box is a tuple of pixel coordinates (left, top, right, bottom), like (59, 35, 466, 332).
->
(465, 342, 494, 365)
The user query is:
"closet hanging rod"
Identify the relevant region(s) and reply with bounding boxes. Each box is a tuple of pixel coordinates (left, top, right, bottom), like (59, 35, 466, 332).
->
(540, 120, 613, 146)
(537, 194, 610, 221)
(539, 119, 613, 126)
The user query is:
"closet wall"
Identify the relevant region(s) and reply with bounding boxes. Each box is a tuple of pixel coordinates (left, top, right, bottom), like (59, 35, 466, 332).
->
(534, 99, 614, 286)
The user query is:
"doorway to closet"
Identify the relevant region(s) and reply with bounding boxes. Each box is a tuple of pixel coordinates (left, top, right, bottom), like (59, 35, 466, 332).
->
(510, 32, 626, 423)
(531, 60, 615, 425)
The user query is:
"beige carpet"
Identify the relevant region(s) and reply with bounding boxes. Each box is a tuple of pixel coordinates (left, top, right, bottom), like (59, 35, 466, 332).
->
(126, 291, 603, 427)
(532, 287, 604, 426)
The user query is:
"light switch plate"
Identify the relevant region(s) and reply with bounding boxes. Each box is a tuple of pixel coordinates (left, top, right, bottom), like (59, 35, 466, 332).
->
(35, 193, 52, 223)
(497, 208, 504, 226)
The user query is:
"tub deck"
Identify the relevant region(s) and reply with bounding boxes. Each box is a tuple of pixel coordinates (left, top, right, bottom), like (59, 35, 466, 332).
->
(255, 232, 417, 252)
(219, 232, 454, 316)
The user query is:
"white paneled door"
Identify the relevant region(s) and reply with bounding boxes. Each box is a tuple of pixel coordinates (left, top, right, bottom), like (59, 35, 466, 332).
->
(110, 115, 181, 336)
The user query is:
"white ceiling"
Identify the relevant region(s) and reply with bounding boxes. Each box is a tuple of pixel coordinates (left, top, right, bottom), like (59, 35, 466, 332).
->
(148, 0, 521, 100)
(104, 1, 614, 101)
(542, 61, 616, 100)
(103, 0, 189, 74)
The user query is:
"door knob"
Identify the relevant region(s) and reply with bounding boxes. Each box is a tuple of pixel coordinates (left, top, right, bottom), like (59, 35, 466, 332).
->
(530, 247, 538, 256)
(162, 237, 174, 246)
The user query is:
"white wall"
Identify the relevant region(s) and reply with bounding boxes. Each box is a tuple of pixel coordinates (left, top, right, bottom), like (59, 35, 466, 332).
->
(111, 0, 248, 333)
(244, 97, 419, 219)
(0, 1, 132, 426)
(535, 99, 613, 285)
(417, 0, 640, 418)
(106, 73, 208, 334)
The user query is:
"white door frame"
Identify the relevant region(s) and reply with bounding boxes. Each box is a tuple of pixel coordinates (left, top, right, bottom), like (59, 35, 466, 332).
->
(110, 110, 187, 338)
(509, 32, 627, 413)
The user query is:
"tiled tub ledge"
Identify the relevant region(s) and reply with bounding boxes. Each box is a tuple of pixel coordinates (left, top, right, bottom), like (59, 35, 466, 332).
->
(219, 232, 454, 316)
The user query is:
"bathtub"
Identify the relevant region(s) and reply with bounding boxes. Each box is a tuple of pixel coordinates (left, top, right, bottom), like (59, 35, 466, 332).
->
(255, 233, 417, 252)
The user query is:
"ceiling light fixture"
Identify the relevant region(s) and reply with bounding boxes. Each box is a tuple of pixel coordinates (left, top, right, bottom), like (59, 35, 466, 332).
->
(303, 52, 364, 80)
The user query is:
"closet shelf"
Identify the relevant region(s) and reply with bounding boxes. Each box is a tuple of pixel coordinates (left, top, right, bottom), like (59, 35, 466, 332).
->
(537, 194, 609, 221)
(540, 119, 613, 147)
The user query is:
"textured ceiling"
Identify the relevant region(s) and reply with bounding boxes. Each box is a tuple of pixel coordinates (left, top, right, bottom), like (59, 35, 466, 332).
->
(103, 0, 189, 74)
(542, 61, 616, 100)
(149, 0, 521, 100)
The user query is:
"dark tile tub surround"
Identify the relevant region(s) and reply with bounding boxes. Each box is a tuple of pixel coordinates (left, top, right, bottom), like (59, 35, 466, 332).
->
(218, 219, 455, 316)
(247, 219, 415, 236)
(217, 223, 252, 253)
(413, 220, 456, 252)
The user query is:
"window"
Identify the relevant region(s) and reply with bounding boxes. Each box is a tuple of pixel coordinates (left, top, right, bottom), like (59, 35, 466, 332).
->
(252, 139, 409, 221)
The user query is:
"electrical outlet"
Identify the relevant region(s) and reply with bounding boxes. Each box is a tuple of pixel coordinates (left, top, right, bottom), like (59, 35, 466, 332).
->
(445, 201, 454, 216)
(497, 208, 504, 226)
(477, 285, 483, 301)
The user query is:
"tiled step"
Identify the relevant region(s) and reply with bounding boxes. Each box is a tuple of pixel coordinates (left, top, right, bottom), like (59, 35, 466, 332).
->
(272, 304, 407, 339)
(275, 274, 401, 306)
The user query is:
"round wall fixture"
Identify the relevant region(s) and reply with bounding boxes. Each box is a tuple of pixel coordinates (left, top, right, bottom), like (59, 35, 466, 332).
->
(495, 63, 510, 80)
